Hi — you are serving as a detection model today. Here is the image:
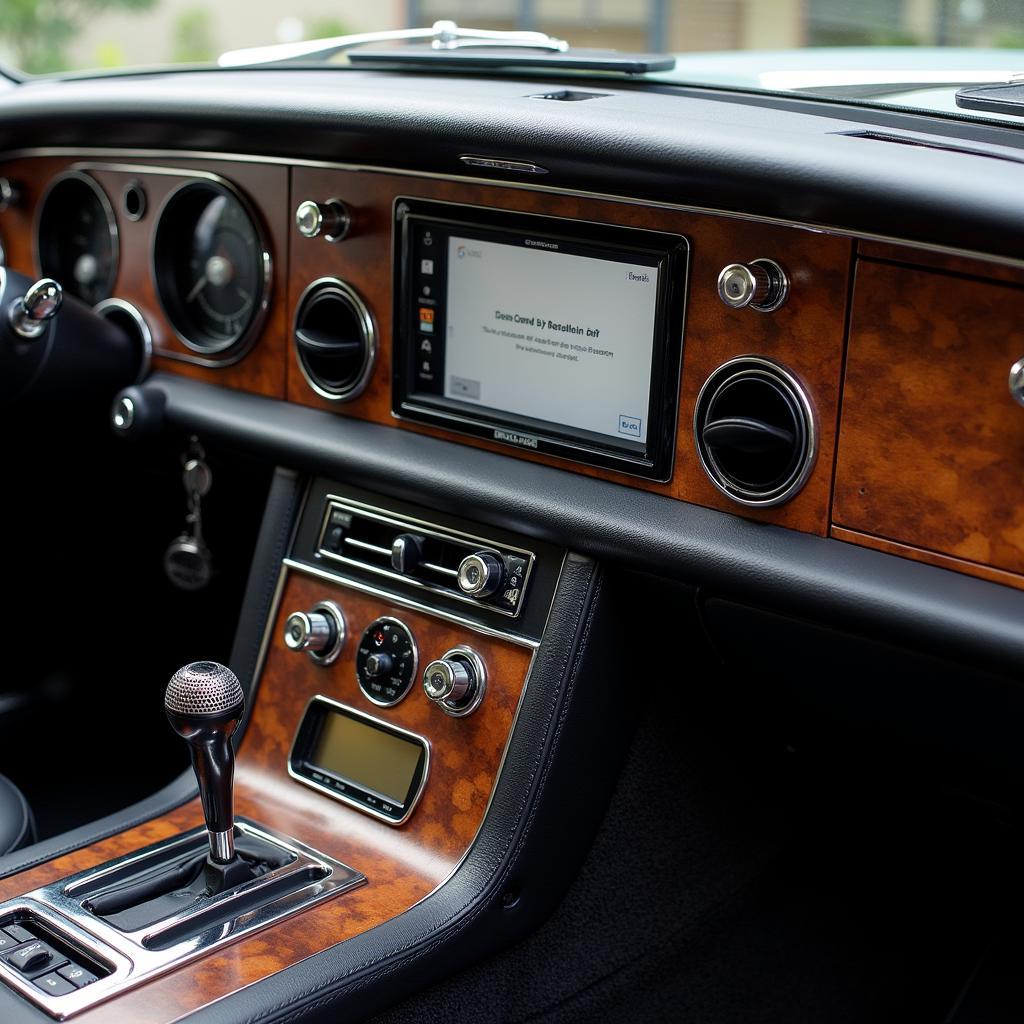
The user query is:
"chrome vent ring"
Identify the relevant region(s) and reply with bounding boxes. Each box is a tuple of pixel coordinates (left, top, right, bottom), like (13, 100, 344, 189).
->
(694, 356, 816, 508)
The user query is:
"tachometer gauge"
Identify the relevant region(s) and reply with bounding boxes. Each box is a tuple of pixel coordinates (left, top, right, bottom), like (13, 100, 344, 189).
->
(153, 179, 270, 355)
(36, 171, 118, 306)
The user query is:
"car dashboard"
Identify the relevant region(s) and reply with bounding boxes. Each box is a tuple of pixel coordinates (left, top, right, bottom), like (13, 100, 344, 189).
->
(0, 67, 1021, 1024)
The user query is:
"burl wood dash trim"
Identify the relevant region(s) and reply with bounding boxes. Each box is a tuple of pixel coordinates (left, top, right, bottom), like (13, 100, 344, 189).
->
(833, 257, 1024, 585)
(0, 155, 289, 399)
(287, 167, 853, 536)
(0, 153, 852, 534)
(0, 568, 533, 1023)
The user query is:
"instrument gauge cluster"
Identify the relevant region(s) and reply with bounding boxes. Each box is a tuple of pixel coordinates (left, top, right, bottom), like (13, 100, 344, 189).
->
(152, 178, 271, 356)
(36, 171, 118, 306)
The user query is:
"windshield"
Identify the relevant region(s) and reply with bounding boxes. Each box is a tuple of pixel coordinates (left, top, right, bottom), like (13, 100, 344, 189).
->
(3, 0, 1024, 122)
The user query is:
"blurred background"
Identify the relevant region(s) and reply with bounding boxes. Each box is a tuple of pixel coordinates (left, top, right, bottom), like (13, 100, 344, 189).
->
(0, 0, 1022, 76)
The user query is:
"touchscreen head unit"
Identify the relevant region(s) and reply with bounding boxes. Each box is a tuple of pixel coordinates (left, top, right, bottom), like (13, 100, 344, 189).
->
(393, 199, 688, 480)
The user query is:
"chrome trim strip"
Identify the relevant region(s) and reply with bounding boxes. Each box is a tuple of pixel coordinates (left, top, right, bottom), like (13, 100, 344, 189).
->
(281, 558, 539, 648)
(287, 695, 430, 825)
(316, 494, 536, 621)
(6, 146, 1024, 273)
(0, 820, 364, 1019)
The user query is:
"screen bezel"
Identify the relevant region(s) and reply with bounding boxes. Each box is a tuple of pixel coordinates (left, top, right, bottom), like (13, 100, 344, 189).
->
(288, 697, 429, 825)
(392, 198, 689, 481)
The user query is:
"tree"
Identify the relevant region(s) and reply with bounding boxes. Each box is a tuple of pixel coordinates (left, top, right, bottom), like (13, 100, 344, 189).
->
(0, 0, 156, 74)
(172, 7, 216, 64)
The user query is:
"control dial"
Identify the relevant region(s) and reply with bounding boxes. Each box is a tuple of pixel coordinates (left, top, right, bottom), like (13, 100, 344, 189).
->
(457, 551, 504, 598)
(295, 199, 350, 242)
(284, 600, 346, 665)
(356, 617, 418, 706)
(423, 647, 487, 717)
(391, 532, 425, 575)
(717, 258, 788, 313)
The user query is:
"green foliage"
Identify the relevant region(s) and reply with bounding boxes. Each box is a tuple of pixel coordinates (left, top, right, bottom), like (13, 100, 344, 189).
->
(0, 0, 156, 73)
(172, 7, 216, 64)
(305, 17, 350, 41)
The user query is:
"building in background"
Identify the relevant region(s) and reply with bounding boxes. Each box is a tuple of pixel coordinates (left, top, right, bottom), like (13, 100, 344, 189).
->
(54, 0, 1024, 74)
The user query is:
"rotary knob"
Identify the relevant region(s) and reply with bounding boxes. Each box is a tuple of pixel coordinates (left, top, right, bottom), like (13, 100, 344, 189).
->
(423, 647, 486, 717)
(457, 551, 504, 598)
(283, 601, 346, 665)
(717, 259, 788, 313)
(391, 533, 425, 574)
(295, 199, 350, 242)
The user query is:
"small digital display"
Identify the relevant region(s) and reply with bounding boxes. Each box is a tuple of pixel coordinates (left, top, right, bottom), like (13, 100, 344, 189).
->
(443, 235, 659, 445)
(311, 711, 423, 806)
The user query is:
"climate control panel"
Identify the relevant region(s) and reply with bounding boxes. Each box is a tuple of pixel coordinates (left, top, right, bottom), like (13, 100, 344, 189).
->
(316, 497, 533, 617)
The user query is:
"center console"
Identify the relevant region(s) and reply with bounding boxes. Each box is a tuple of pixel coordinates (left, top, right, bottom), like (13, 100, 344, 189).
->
(0, 472, 597, 1023)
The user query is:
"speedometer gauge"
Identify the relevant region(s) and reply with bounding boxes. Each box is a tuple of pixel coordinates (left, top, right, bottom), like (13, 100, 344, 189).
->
(153, 179, 270, 355)
(36, 171, 118, 306)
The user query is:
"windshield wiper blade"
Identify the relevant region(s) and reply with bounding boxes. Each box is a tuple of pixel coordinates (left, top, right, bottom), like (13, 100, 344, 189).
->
(218, 20, 568, 69)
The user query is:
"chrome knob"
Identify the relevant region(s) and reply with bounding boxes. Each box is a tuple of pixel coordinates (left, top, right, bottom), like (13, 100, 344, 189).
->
(0, 177, 21, 212)
(1010, 357, 1024, 407)
(423, 647, 486, 716)
(391, 533, 425, 574)
(423, 658, 472, 703)
(717, 259, 788, 312)
(9, 278, 63, 339)
(283, 601, 345, 664)
(295, 199, 350, 242)
(365, 651, 393, 678)
(457, 551, 504, 598)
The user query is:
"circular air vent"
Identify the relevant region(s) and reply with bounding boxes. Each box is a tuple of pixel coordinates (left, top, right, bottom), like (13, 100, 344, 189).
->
(293, 277, 375, 401)
(694, 357, 815, 507)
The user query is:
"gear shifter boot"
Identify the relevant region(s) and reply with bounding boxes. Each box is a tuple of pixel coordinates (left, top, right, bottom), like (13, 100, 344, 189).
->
(82, 832, 295, 932)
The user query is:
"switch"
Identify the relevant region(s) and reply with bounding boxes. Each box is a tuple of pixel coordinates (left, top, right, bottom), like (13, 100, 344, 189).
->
(58, 963, 99, 988)
(4, 924, 35, 944)
(33, 971, 76, 996)
(6, 940, 62, 976)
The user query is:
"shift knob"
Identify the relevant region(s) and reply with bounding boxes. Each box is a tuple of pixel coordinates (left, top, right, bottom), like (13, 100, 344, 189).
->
(165, 661, 245, 863)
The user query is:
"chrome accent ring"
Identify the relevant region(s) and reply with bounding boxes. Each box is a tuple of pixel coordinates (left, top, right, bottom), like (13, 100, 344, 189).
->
(150, 175, 273, 358)
(693, 355, 817, 508)
(307, 600, 346, 666)
(433, 645, 487, 718)
(33, 169, 119, 302)
(292, 276, 376, 402)
(93, 297, 153, 382)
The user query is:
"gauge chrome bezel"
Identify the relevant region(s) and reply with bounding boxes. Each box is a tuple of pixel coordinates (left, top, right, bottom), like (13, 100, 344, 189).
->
(151, 175, 272, 357)
(33, 169, 119, 305)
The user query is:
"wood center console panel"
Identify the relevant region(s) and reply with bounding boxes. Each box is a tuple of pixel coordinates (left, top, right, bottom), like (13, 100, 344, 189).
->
(0, 567, 533, 1022)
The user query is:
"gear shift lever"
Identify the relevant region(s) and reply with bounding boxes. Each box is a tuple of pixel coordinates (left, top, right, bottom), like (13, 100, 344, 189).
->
(164, 661, 245, 864)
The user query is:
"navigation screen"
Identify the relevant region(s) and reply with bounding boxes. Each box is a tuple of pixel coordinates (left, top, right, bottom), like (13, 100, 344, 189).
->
(396, 201, 687, 480)
(441, 235, 658, 445)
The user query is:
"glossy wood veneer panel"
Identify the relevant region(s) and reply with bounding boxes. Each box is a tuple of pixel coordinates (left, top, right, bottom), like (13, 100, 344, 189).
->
(0, 156, 288, 399)
(834, 259, 1024, 577)
(0, 569, 532, 1022)
(288, 168, 853, 535)
(858, 239, 1024, 287)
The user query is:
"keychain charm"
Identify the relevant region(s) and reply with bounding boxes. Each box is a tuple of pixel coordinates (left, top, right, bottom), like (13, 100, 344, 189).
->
(164, 438, 214, 591)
